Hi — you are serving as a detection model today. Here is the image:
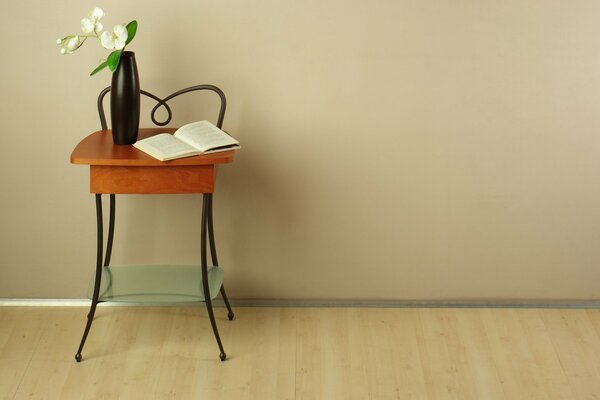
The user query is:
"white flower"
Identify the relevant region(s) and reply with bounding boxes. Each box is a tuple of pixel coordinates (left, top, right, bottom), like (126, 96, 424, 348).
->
(58, 35, 81, 54)
(101, 25, 128, 50)
(81, 7, 104, 34)
(81, 17, 103, 34)
(90, 7, 105, 21)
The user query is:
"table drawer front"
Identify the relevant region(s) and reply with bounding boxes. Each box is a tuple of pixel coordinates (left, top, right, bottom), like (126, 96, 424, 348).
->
(90, 165, 215, 194)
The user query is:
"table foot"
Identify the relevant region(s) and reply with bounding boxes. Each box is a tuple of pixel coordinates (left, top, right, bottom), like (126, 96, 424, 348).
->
(75, 353, 82, 362)
(220, 352, 227, 361)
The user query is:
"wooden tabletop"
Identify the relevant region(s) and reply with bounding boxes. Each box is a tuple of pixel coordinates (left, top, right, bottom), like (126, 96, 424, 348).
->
(71, 128, 236, 167)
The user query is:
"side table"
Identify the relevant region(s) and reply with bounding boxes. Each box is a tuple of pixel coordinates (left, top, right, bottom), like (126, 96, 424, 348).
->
(71, 128, 236, 362)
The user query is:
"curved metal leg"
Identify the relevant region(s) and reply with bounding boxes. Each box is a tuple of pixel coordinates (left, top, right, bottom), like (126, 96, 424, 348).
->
(104, 194, 115, 267)
(75, 194, 104, 362)
(202, 194, 227, 361)
(207, 194, 234, 321)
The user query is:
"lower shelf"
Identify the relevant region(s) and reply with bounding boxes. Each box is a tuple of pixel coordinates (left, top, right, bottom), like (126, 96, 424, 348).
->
(87, 265, 224, 303)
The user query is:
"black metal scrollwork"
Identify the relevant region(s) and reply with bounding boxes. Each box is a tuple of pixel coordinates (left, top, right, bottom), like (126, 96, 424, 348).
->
(97, 84, 227, 130)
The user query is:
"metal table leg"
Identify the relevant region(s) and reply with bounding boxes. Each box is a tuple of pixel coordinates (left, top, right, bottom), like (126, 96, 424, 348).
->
(207, 194, 235, 321)
(201, 193, 227, 361)
(75, 194, 105, 362)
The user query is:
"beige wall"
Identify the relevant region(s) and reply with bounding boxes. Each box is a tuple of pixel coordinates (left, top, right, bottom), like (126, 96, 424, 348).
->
(2, 0, 600, 300)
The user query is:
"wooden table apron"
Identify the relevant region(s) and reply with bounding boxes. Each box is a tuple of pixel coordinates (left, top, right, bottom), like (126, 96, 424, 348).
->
(70, 128, 235, 362)
(89, 164, 217, 194)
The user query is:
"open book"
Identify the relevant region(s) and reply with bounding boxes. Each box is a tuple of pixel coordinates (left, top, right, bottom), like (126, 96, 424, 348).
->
(133, 120, 240, 161)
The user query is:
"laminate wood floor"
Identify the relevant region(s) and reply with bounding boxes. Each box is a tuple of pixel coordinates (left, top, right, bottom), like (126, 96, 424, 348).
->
(1, 306, 600, 399)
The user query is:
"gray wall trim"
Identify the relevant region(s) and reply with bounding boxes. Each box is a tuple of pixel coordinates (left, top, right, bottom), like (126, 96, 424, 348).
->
(1, 298, 600, 309)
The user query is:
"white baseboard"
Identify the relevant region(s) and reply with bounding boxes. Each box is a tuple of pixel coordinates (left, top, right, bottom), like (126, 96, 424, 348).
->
(0, 299, 91, 306)
(0, 299, 217, 307)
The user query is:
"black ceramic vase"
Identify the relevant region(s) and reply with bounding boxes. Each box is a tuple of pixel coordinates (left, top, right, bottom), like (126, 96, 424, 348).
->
(110, 51, 140, 145)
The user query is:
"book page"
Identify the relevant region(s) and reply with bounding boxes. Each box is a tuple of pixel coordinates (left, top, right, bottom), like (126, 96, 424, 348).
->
(133, 134, 199, 161)
(174, 121, 239, 152)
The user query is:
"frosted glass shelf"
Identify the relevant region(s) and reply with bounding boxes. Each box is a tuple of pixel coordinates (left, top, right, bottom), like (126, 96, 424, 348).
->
(87, 265, 224, 303)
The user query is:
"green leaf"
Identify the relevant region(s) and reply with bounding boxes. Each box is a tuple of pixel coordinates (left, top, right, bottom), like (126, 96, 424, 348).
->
(125, 20, 137, 45)
(90, 61, 108, 76)
(107, 50, 122, 72)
